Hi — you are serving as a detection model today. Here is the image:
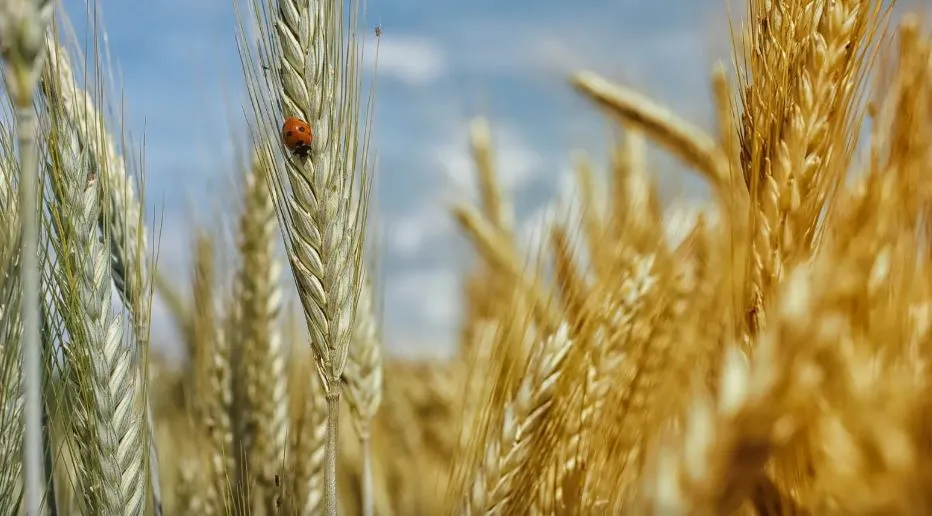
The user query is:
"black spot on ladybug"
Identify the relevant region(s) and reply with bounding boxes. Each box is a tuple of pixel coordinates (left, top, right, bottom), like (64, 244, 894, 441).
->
(286, 131, 293, 137)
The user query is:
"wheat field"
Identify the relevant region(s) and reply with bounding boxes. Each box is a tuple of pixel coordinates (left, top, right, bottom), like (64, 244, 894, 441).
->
(2, 0, 932, 514)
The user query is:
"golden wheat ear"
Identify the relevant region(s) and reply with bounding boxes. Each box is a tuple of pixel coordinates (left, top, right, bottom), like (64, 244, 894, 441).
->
(187, 230, 234, 512)
(571, 71, 729, 191)
(230, 149, 288, 514)
(462, 324, 574, 514)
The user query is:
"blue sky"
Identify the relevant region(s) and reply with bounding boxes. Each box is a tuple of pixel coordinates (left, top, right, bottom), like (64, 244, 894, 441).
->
(57, 0, 925, 359)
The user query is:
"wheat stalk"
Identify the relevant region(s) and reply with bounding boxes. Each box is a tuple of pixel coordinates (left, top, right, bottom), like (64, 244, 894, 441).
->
(0, 2, 54, 512)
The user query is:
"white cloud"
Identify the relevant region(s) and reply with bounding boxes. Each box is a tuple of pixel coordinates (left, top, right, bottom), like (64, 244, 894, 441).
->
(392, 269, 460, 327)
(385, 268, 461, 357)
(386, 203, 454, 259)
(366, 35, 447, 86)
(432, 120, 543, 202)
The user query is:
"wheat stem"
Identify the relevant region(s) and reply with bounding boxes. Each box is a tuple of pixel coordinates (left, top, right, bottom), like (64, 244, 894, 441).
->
(0, 3, 54, 512)
(15, 107, 42, 516)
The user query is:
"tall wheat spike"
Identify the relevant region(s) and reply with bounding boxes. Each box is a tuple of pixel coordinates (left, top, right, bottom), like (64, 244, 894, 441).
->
(43, 37, 163, 515)
(235, 151, 288, 513)
(235, 0, 374, 513)
(189, 231, 234, 514)
(42, 47, 145, 513)
(737, 0, 889, 334)
(0, 2, 54, 512)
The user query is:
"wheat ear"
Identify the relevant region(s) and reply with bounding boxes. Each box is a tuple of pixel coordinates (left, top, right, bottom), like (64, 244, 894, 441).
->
(237, 0, 373, 513)
(0, 149, 25, 512)
(453, 204, 560, 333)
(0, 2, 54, 512)
(235, 152, 288, 513)
(43, 52, 146, 512)
(463, 324, 573, 515)
(571, 71, 729, 192)
(189, 231, 234, 514)
(44, 38, 163, 516)
(470, 117, 515, 236)
(646, 269, 821, 514)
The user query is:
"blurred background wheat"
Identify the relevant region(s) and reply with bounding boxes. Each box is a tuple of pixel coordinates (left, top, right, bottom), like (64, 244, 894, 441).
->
(3, 0, 932, 514)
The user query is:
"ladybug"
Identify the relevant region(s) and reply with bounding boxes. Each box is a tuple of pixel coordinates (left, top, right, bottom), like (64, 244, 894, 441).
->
(281, 116, 313, 157)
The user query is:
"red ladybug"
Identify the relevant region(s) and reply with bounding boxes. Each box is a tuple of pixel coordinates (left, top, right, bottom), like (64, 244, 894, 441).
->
(281, 116, 313, 157)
